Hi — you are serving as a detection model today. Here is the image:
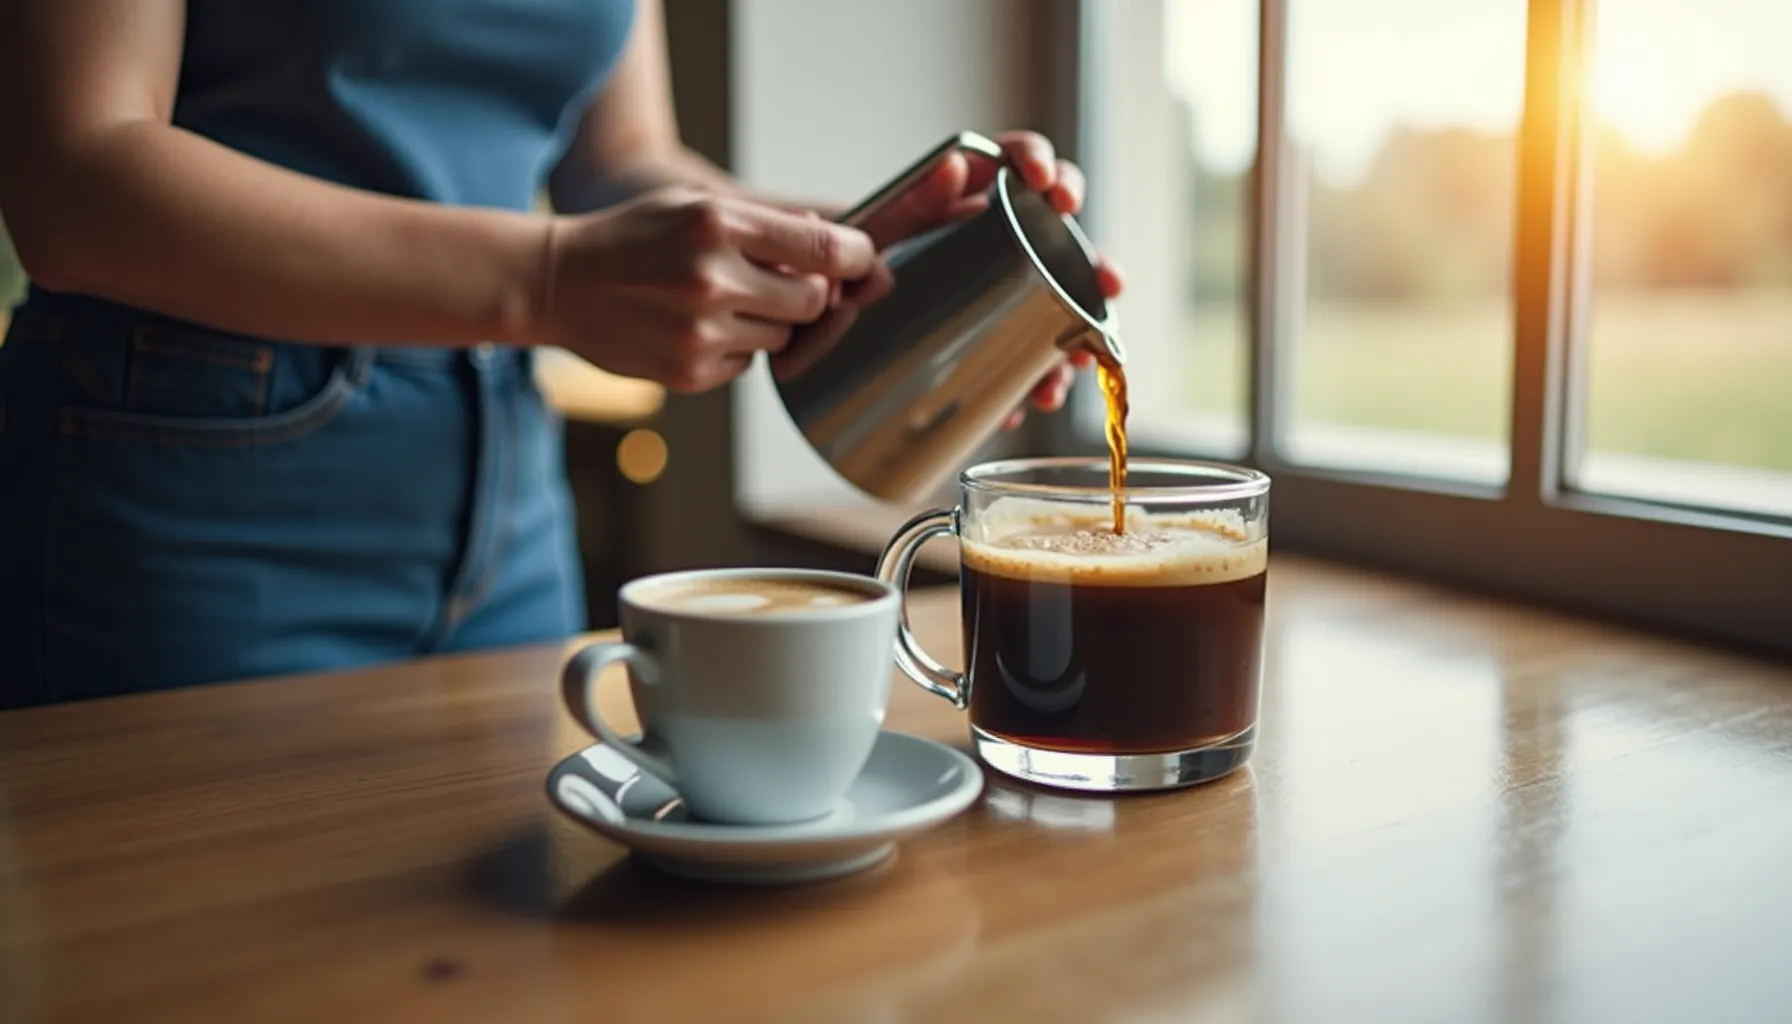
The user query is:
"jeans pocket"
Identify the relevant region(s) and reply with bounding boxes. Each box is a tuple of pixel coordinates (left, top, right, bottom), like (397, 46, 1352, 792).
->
(60, 342, 373, 448)
(125, 325, 274, 419)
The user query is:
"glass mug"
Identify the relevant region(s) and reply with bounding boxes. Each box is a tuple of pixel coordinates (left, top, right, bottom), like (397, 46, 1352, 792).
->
(876, 457, 1270, 791)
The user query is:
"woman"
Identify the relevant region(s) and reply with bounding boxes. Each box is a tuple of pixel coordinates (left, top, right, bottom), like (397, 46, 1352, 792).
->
(0, 0, 1120, 707)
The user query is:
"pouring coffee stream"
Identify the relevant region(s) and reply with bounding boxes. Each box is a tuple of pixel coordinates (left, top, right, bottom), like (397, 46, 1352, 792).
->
(1095, 342, 1130, 535)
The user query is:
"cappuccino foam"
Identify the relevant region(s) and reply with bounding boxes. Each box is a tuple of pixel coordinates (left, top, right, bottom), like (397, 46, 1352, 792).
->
(963, 498, 1266, 587)
(634, 576, 874, 617)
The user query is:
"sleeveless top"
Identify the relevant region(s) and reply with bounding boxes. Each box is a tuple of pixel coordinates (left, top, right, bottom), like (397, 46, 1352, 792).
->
(0, 0, 638, 705)
(175, 0, 636, 209)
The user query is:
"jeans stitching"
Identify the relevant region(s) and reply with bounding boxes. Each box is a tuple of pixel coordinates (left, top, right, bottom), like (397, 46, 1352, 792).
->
(127, 327, 275, 418)
(429, 360, 498, 649)
(483, 375, 525, 616)
(132, 327, 276, 372)
(460, 374, 515, 627)
(58, 348, 372, 448)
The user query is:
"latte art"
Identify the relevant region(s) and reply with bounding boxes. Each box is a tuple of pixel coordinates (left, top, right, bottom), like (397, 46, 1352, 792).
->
(634, 577, 875, 617)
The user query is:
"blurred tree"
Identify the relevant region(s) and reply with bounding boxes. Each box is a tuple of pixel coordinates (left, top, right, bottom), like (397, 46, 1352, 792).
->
(1205, 90, 1792, 303)
(1190, 161, 1246, 301)
(1647, 91, 1792, 288)
(1307, 126, 1515, 303)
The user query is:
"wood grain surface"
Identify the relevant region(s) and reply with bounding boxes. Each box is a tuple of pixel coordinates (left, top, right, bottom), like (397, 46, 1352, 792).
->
(3, 556, 1792, 1023)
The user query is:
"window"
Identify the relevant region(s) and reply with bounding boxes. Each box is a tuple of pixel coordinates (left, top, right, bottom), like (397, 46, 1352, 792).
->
(1077, 0, 1792, 652)
(1282, 1, 1526, 485)
(1575, 0, 1792, 518)
(1075, 0, 1256, 457)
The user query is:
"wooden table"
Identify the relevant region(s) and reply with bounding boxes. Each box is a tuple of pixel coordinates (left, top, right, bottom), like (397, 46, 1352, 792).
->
(4, 558, 1792, 1023)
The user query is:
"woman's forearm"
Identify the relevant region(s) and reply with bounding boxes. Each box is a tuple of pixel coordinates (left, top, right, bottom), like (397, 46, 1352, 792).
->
(5, 120, 549, 347)
(550, 144, 843, 220)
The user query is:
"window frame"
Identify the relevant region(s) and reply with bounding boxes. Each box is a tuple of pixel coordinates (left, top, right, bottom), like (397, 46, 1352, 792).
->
(1060, 0, 1792, 652)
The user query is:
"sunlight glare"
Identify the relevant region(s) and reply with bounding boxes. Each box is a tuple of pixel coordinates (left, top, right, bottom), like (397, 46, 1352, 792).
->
(1592, 0, 1792, 153)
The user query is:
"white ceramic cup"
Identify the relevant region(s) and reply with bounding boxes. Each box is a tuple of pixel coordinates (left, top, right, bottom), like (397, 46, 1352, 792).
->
(560, 568, 900, 826)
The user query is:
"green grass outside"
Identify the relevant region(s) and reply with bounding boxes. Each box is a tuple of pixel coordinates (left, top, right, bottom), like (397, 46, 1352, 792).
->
(1180, 289, 1792, 472)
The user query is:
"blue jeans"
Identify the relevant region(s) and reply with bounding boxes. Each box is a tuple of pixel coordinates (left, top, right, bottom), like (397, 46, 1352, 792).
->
(0, 290, 585, 707)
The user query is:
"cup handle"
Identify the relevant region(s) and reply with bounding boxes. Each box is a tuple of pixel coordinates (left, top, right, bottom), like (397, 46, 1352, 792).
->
(876, 508, 970, 710)
(560, 642, 677, 786)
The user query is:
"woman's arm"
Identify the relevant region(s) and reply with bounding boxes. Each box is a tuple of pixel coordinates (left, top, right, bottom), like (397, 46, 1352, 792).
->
(0, 0, 873, 388)
(0, 0, 546, 347)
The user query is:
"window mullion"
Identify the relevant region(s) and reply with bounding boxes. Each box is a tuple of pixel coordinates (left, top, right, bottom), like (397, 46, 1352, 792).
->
(1557, 0, 1599, 497)
(1508, 0, 1591, 506)
(1248, 0, 1291, 470)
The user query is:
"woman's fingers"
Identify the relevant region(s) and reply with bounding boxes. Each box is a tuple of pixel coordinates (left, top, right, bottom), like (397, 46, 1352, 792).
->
(1029, 361, 1077, 412)
(723, 256, 831, 324)
(1095, 258, 1125, 298)
(914, 152, 972, 212)
(862, 152, 973, 249)
(712, 312, 794, 356)
(992, 131, 1057, 191)
(863, 133, 1099, 250)
(733, 202, 875, 278)
(999, 358, 1080, 430)
(1049, 158, 1086, 215)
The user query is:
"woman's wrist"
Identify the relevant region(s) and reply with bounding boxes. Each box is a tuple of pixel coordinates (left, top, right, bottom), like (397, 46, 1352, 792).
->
(483, 210, 560, 348)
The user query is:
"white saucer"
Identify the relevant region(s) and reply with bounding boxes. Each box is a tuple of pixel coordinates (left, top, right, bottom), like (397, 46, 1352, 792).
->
(547, 730, 984, 884)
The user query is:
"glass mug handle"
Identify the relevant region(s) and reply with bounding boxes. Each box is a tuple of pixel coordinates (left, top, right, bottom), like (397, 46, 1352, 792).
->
(875, 508, 969, 710)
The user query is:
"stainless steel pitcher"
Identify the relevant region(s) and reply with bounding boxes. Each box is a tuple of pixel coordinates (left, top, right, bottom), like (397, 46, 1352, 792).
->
(773, 131, 1126, 504)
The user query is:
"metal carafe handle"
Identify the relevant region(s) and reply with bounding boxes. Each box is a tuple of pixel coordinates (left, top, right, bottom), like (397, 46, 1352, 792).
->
(836, 131, 1007, 232)
(832, 129, 1123, 369)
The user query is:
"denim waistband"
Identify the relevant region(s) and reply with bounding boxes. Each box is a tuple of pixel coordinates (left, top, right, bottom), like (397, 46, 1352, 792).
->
(373, 344, 529, 371)
(15, 286, 526, 375)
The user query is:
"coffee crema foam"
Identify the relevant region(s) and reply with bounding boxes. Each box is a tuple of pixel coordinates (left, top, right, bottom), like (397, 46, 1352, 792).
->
(635, 578, 872, 617)
(963, 498, 1266, 587)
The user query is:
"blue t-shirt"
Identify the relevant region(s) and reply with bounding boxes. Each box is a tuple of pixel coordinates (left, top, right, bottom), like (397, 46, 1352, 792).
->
(175, 0, 637, 209)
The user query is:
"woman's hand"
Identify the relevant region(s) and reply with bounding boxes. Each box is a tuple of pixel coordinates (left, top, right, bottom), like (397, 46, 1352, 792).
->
(532, 186, 875, 393)
(856, 130, 1125, 427)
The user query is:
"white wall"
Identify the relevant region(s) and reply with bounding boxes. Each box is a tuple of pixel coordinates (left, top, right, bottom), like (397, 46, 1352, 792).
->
(1077, 0, 1201, 447)
(729, 0, 1040, 515)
